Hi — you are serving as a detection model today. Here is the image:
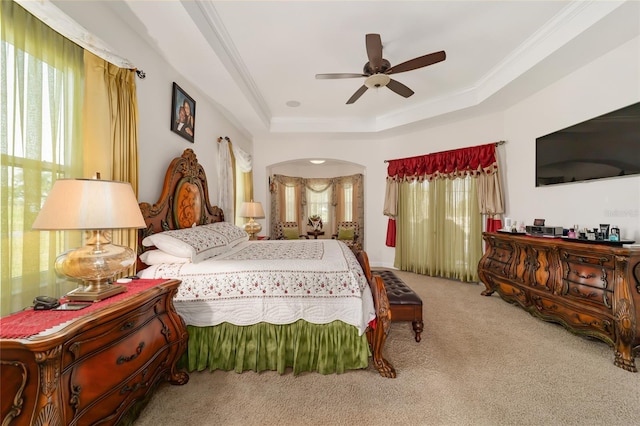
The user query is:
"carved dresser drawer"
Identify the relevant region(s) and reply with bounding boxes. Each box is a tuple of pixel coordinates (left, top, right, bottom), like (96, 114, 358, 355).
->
(61, 295, 162, 364)
(531, 294, 615, 342)
(561, 250, 614, 289)
(484, 237, 515, 276)
(560, 249, 615, 310)
(479, 233, 640, 372)
(0, 279, 189, 426)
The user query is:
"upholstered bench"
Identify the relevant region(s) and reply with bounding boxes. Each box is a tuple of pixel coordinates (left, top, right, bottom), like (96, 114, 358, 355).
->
(372, 270, 424, 342)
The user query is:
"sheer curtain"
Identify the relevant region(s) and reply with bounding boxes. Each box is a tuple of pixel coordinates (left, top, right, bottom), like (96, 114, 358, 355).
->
(1, 0, 84, 314)
(385, 143, 503, 282)
(217, 137, 235, 222)
(394, 177, 482, 282)
(233, 143, 253, 226)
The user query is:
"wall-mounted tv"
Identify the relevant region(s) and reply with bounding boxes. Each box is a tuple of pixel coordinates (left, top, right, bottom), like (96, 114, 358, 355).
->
(535, 102, 640, 187)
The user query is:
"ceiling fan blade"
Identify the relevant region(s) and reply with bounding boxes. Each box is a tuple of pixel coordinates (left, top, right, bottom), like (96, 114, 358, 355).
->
(346, 85, 368, 104)
(386, 79, 414, 98)
(386, 51, 446, 75)
(316, 73, 366, 79)
(365, 33, 383, 71)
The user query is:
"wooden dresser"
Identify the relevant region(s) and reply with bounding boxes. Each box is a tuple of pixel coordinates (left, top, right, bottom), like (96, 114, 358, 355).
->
(0, 279, 189, 425)
(478, 232, 640, 372)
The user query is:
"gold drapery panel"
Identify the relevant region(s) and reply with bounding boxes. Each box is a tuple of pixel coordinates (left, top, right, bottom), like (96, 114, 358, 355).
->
(83, 51, 139, 275)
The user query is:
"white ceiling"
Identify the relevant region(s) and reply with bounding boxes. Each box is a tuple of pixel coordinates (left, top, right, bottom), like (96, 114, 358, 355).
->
(106, 1, 639, 140)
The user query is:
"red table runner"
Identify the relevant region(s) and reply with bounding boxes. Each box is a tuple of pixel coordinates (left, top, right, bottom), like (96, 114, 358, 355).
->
(0, 279, 168, 339)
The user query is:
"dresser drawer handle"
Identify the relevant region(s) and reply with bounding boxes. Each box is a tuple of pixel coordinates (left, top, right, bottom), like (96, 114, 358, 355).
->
(571, 270, 596, 280)
(120, 321, 135, 331)
(116, 342, 145, 365)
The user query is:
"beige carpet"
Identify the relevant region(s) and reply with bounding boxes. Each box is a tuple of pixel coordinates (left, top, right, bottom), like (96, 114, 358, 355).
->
(135, 270, 640, 426)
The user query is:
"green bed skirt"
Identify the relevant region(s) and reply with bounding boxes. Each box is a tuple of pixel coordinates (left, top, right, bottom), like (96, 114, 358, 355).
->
(182, 320, 371, 375)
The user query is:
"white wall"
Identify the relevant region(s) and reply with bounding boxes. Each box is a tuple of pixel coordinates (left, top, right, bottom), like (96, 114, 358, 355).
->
(502, 36, 640, 243)
(54, 1, 251, 205)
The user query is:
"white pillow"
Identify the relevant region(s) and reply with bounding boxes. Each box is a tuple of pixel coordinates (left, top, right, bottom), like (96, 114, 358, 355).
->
(139, 249, 190, 266)
(202, 222, 249, 247)
(141, 226, 229, 263)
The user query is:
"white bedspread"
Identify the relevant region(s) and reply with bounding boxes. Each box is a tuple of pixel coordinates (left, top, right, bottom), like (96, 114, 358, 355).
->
(138, 239, 375, 335)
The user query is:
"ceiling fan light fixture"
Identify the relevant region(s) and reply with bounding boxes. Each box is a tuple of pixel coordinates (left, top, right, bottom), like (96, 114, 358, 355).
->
(365, 73, 390, 89)
(309, 159, 325, 165)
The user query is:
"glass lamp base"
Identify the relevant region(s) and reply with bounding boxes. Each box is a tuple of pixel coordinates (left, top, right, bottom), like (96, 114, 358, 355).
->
(56, 229, 136, 302)
(244, 219, 262, 240)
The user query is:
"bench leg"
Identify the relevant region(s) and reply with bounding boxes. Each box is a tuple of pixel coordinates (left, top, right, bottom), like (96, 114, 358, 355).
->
(412, 320, 424, 342)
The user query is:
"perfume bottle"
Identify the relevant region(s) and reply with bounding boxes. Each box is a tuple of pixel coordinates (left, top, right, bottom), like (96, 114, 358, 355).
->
(610, 226, 620, 241)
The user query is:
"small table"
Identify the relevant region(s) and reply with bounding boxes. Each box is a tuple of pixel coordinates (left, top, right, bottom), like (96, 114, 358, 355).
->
(307, 230, 325, 239)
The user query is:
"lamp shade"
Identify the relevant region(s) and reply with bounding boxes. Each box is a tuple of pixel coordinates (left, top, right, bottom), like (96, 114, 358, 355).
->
(32, 179, 146, 230)
(239, 201, 265, 219)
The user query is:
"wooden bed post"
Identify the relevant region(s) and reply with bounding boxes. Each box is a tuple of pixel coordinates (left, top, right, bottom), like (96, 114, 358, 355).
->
(356, 250, 396, 378)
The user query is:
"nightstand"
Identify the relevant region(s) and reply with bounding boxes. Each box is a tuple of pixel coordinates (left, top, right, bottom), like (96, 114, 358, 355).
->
(0, 279, 189, 425)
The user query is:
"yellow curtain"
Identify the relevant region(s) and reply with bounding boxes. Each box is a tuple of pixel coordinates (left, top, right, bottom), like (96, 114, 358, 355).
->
(335, 182, 346, 226)
(235, 170, 253, 226)
(1, 0, 84, 314)
(83, 51, 139, 273)
(394, 177, 482, 282)
(272, 175, 304, 238)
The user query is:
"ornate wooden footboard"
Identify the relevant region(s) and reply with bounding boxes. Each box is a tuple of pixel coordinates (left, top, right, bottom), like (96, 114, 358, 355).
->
(137, 149, 395, 377)
(356, 250, 396, 378)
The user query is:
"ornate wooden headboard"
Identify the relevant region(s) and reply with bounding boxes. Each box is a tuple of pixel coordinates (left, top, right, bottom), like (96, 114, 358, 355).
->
(138, 149, 224, 259)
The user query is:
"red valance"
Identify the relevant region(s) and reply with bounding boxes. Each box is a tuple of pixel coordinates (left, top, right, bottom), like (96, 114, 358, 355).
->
(387, 143, 497, 180)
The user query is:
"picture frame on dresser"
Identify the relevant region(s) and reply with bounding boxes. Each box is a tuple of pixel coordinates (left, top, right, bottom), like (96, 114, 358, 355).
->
(170, 82, 196, 143)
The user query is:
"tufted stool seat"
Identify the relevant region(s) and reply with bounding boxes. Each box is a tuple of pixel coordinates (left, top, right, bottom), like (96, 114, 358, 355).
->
(372, 270, 424, 342)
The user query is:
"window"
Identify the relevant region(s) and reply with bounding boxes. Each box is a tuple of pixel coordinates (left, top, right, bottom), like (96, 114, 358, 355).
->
(270, 174, 363, 242)
(1, 1, 84, 314)
(306, 184, 332, 229)
(342, 182, 353, 222)
(284, 185, 296, 222)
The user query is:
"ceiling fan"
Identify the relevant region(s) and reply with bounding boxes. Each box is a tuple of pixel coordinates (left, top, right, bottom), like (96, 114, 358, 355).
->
(316, 33, 446, 104)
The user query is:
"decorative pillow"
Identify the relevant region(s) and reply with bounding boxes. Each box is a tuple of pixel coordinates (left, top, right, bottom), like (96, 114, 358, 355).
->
(282, 227, 300, 240)
(201, 222, 249, 247)
(141, 226, 229, 263)
(338, 228, 355, 240)
(139, 249, 190, 265)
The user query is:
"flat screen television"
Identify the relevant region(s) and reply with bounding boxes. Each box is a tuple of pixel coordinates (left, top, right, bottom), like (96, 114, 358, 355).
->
(535, 102, 640, 187)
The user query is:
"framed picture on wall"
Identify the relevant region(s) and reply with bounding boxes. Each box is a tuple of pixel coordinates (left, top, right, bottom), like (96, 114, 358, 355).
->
(171, 82, 196, 143)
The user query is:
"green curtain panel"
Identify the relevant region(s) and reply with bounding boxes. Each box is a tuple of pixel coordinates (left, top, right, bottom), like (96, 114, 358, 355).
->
(394, 177, 482, 282)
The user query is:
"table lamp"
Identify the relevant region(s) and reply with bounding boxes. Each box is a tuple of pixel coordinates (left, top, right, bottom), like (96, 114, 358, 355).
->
(239, 201, 265, 240)
(32, 178, 147, 302)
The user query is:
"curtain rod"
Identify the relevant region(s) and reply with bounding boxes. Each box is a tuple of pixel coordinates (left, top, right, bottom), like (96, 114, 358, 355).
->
(383, 140, 506, 163)
(217, 136, 230, 143)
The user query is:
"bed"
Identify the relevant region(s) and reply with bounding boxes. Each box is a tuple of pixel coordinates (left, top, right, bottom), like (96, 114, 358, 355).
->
(137, 149, 394, 377)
